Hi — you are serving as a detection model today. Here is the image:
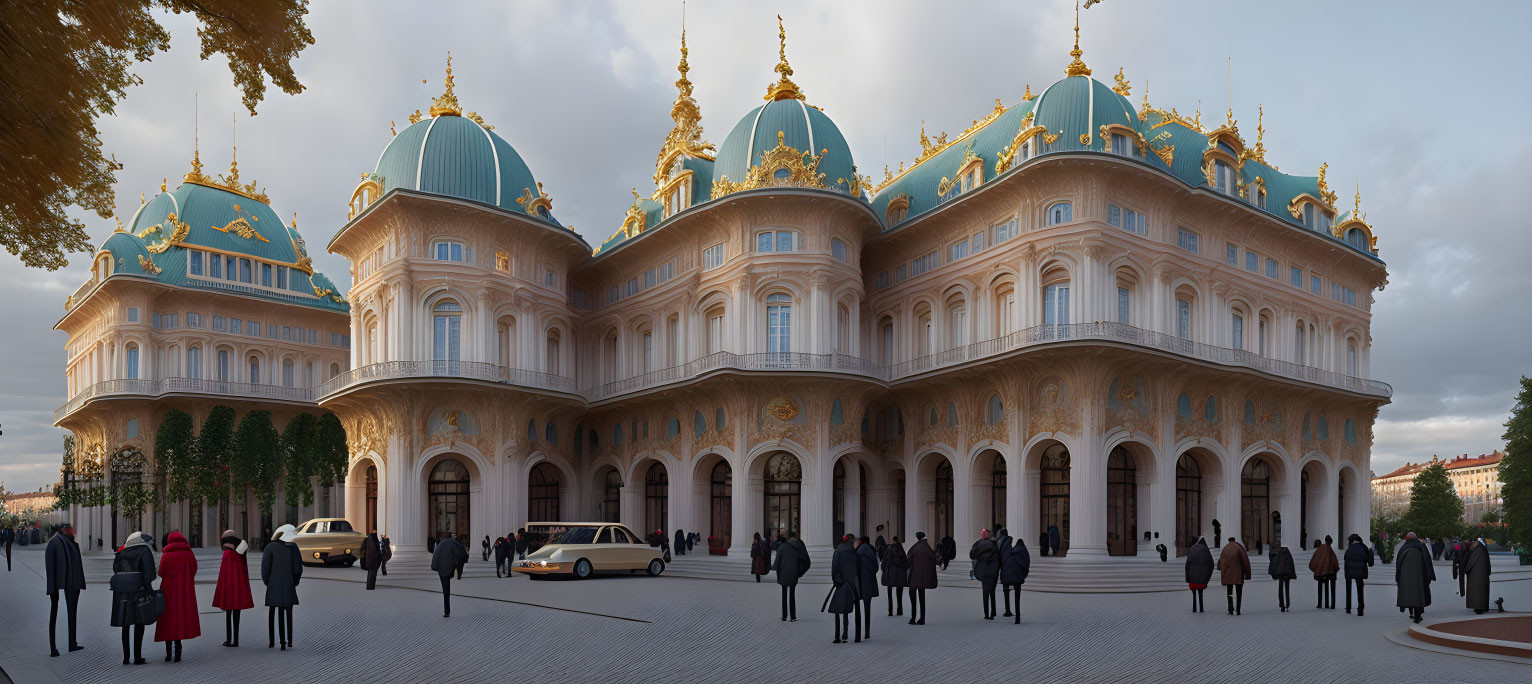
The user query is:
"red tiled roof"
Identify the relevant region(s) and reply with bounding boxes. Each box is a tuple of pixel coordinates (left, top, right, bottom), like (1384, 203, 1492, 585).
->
(1371, 451, 1503, 482)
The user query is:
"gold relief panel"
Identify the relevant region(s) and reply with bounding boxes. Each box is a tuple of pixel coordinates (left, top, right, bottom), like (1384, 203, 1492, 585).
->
(137, 255, 161, 275)
(764, 396, 800, 422)
(709, 131, 830, 199)
(829, 423, 863, 448)
(1031, 380, 1079, 436)
(495, 251, 510, 273)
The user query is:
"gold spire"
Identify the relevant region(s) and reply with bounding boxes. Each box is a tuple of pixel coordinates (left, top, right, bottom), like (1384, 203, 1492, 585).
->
(430, 53, 462, 117)
(1353, 179, 1362, 215)
(1246, 105, 1268, 164)
(225, 111, 239, 186)
(676, 3, 693, 100)
(1022, 84, 1035, 101)
(1064, 1, 1091, 77)
(1112, 67, 1130, 96)
(184, 112, 208, 184)
(764, 15, 805, 101)
(653, 0, 715, 187)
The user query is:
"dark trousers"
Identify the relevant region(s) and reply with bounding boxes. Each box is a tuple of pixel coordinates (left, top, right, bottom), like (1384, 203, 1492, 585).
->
(1191, 588, 1205, 612)
(440, 575, 453, 616)
(980, 579, 997, 618)
(49, 589, 80, 651)
(268, 607, 291, 647)
(1346, 577, 1365, 612)
(163, 640, 181, 661)
(1002, 584, 1013, 615)
(380, 560, 387, 576)
(860, 597, 874, 635)
(1226, 584, 1243, 614)
(1322, 577, 1337, 608)
(455, 564, 463, 580)
(1004, 583, 1021, 622)
(224, 609, 241, 644)
(121, 624, 144, 662)
(1276, 579, 1291, 610)
(780, 585, 796, 620)
(4, 542, 11, 570)
(886, 586, 903, 615)
(833, 600, 862, 641)
(365, 566, 378, 590)
(910, 588, 926, 622)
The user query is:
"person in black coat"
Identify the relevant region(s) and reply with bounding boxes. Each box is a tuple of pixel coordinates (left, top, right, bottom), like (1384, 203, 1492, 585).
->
(110, 532, 156, 665)
(1048, 524, 1062, 557)
(361, 533, 382, 590)
(2, 526, 13, 571)
(1267, 545, 1297, 612)
(854, 536, 879, 638)
(1184, 537, 1214, 613)
(379, 535, 392, 576)
(431, 531, 469, 617)
(674, 529, 686, 557)
(44, 523, 86, 657)
(1343, 534, 1374, 616)
(906, 532, 938, 625)
(481, 535, 491, 562)
(880, 536, 909, 616)
(994, 528, 1015, 616)
(1394, 532, 1435, 623)
(774, 534, 810, 621)
(999, 537, 1031, 624)
(969, 530, 1001, 620)
(938, 535, 956, 570)
(261, 524, 302, 650)
(493, 536, 511, 578)
(1464, 537, 1492, 614)
(827, 535, 862, 644)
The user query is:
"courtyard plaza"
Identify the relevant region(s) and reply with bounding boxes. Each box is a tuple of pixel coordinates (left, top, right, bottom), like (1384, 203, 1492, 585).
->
(0, 545, 1528, 683)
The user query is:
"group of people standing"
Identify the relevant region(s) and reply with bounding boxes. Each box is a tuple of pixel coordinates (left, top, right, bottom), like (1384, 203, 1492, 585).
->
(1185, 531, 1493, 623)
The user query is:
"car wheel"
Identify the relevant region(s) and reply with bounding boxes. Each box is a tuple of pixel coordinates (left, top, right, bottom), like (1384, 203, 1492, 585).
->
(646, 559, 665, 577)
(343, 559, 356, 568)
(573, 558, 593, 579)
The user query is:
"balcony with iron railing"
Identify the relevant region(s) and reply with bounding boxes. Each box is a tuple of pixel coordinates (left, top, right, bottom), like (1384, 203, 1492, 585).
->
(315, 360, 578, 398)
(54, 377, 315, 423)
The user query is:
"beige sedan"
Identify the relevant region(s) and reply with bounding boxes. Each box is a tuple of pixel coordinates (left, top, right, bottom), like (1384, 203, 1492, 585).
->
(512, 522, 666, 579)
(287, 518, 366, 566)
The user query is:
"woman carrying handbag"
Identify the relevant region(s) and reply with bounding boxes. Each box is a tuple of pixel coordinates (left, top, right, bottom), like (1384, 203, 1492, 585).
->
(109, 532, 157, 665)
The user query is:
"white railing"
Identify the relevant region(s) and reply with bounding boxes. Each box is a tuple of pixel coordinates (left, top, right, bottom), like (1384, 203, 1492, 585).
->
(316, 360, 577, 397)
(55, 377, 314, 422)
(585, 352, 888, 401)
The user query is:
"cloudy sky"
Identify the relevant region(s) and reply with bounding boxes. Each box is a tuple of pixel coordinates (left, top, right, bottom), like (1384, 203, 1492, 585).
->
(2, 0, 1527, 492)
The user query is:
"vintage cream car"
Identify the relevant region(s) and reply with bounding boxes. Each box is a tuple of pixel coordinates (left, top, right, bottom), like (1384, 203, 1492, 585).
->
(287, 518, 365, 566)
(512, 522, 666, 579)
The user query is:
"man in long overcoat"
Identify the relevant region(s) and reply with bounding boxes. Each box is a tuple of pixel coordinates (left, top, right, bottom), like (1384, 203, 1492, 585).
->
(431, 531, 469, 618)
(906, 532, 938, 625)
(1308, 536, 1340, 609)
(994, 528, 1015, 616)
(854, 536, 879, 638)
(361, 532, 382, 590)
(1343, 534, 1374, 616)
(261, 524, 302, 650)
(1394, 532, 1435, 623)
(1185, 537, 1214, 613)
(774, 534, 809, 621)
(44, 523, 86, 657)
(1463, 537, 1492, 614)
(880, 536, 908, 616)
(1217, 537, 1251, 615)
(970, 529, 1000, 620)
(827, 535, 862, 643)
(2, 526, 14, 571)
(1047, 524, 1061, 557)
(999, 537, 1031, 624)
(1451, 539, 1467, 596)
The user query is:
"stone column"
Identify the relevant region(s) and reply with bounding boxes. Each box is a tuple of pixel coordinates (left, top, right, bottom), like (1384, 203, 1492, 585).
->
(1067, 406, 1108, 556)
(385, 433, 412, 548)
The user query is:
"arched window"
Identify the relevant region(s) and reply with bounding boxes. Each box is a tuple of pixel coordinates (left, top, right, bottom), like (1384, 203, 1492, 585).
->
(248, 356, 261, 384)
(528, 463, 560, 522)
(831, 238, 848, 261)
(644, 463, 668, 534)
(216, 349, 229, 381)
(125, 343, 139, 380)
(187, 346, 201, 379)
(986, 395, 1004, 425)
(433, 299, 463, 363)
(1176, 298, 1192, 340)
(1294, 321, 1306, 364)
(544, 422, 558, 445)
(1043, 283, 1070, 325)
(546, 329, 561, 375)
(1347, 340, 1359, 376)
(1213, 161, 1234, 194)
(765, 293, 792, 353)
(1045, 201, 1072, 226)
(947, 299, 968, 349)
(1345, 228, 1368, 251)
(329, 362, 340, 380)
(601, 469, 622, 523)
(282, 358, 294, 387)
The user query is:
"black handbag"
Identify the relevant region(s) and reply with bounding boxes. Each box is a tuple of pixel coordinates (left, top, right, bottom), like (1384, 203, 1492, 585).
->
(108, 571, 142, 593)
(133, 590, 164, 624)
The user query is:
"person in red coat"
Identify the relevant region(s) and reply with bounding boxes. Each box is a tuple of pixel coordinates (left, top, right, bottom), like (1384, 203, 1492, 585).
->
(155, 531, 200, 661)
(212, 530, 253, 647)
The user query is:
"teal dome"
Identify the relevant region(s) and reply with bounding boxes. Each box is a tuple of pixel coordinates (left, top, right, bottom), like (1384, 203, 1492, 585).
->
(1030, 75, 1139, 148)
(374, 114, 551, 220)
(713, 99, 858, 195)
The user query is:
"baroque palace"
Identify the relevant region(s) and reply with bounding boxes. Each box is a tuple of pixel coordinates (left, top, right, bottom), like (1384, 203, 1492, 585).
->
(56, 16, 1389, 557)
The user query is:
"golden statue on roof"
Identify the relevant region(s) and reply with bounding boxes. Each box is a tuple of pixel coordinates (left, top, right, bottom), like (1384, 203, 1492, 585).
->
(764, 15, 806, 101)
(430, 53, 462, 117)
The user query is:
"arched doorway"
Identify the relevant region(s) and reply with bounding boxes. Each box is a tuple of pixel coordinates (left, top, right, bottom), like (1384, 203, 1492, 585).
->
(833, 460, 846, 541)
(1175, 453, 1202, 555)
(599, 468, 621, 523)
(644, 462, 669, 534)
(763, 452, 802, 539)
(892, 470, 906, 540)
(1106, 446, 1137, 556)
(428, 458, 470, 542)
(934, 458, 954, 540)
(1040, 444, 1070, 555)
(365, 464, 378, 533)
(710, 461, 732, 547)
(990, 453, 1007, 532)
(528, 462, 560, 521)
(1241, 458, 1273, 549)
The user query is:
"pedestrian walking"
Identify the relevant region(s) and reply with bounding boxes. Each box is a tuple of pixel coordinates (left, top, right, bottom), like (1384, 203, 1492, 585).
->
(2, 526, 13, 571)
(1047, 524, 1061, 557)
(1463, 537, 1491, 614)
(1451, 539, 1467, 596)
(994, 528, 1015, 616)
(380, 535, 392, 576)
(827, 535, 862, 644)
(969, 529, 1000, 620)
(1217, 537, 1251, 615)
(493, 536, 511, 578)
(775, 534, 810, 621)
(110, 532, 156, 665)
(855, 536, 879, 638)
(362, 532, 382, 590)
(1342, 533, 1373, 616)
(1431, 537, 1445, 560)
(44, 522, 86, 657)
(431, 531, 468, 617)
(1394, 532, 1434, 623)
(906, 532, 938, 625)
(938, 534, 956, 571)
(674, 529, 686, 557)
(261, 524, 302, 650)
(1309, 535, 1339, 609)
(999, 537, 1031, 624)
(749, 533, 770, 582)
(1185, 537, 1214, 613)
(212, 530, 253, 646)
(155, 531, 199, 662)
(880, 535, 908, 616)
(516, 528, 528, 560)
(481, 535, 491, 562)
(1267, 545, 1297, 612)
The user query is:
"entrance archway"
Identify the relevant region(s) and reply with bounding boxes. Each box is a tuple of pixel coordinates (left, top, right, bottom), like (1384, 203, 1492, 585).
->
(428, 458, 470, 542)
(1241, 457, 1275, 549)
(594, 466, 621, 523)
(365, 465, 378, 533)
(833, 460, 846, 541)
(1299, 460, 1330, 550)
(1040, 443, 1070, 555)
(1175, 454, 1202, 555)
(1106, 446, 1137, 556)
(710, 461, 732, 547)
(528, 462, 560, 521)
(762, 452, 802, 539)
(644, 462, 669, 534)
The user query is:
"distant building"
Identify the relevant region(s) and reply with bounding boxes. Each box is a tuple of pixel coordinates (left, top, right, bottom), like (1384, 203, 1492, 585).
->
(1369, 452, 1503, 522)
(2, 490, 64, 527)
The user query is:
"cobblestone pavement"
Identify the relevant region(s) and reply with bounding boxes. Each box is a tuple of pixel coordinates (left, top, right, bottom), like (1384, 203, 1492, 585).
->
(1, 546, 1529, 684)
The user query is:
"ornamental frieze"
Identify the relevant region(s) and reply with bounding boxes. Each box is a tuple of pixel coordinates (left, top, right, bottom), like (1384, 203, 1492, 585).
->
(828, 424, 864, 449)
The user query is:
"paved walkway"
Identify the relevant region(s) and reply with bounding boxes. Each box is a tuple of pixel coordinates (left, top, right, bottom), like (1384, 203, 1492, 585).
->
(1, 546, 1530, 683)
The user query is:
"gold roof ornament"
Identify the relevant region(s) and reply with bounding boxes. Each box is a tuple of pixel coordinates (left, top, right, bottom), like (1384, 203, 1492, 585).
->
(114, 217, 126, 233)
(653, 7, 715, 188)
(197, 115, 271, 205)
(429, 53, 462, 117)
(1064, 1, 1091, 77)
(763, 15, 806, 101)
(1242, 105, 1269, 166)
(1113, 68, 1130, 97)
(1317, 162, 1338, 206)
(709, 130, 828, 198)
(1022, 84, 1035, 101)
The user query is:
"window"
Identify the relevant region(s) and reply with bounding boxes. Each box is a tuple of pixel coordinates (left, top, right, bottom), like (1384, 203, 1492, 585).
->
(1290, 266, 1303, 287)
(249, 321, 260, 337)
(434, 241, 466, 262)
(875, 272, 890, 290)
(282, 358, 294, 387)
(186, 313, 202, 328)
(1045, 202, 1072, 226)
(262, 263, 273, 287)
(1117, 287, 1130, 324)
(993, 218, 1018, 244)
(239, 258, 252, 283)
(217, 349, 229, 381)
(765, 293, 791, 353)
(433, 300, 463, 362)
(1294, 324, 1306, 364)
(126, 307, 138, 323)
(545, 270, 556, 287)
(125, 343, 139, 380)
(971, 232, 985, 254)
(948, 304, 967, 348)
(208, 253, 221, 278)
(1256, 188, 1267, 210)
(1226, 243, 1239, 266)
(1310, 275, 1322, 295)
(188, 251, 203, 276)
(831, 238, 847, 261)
(1303, 203, 1316, 230)
(1347, 341, 1359, 376)
(640, 331, 653, 374)
(1111, 133, 1132, 156)
(703, 243, 724, 269)
(225, 256, 236, 281)
(1345, 228, 1369, 251)
(212, 316, 225, 331)
(1232, 314, 1244, 350)
(277, 266, 288, 289)
(706, 311, 724, 354)
(1332, 284, 1358, 307)
(1214, 161, 1234, 194)
(894, 265, 906, 283)
(1176, 299, 1191, 340)
(756, 231, 799, 252)
(1176, 228, 1200, 254)
(1265, 259, 1278, 279)
(1043, 283, 1070, 325)
(187, 346, 201, 379)
(911, 251, 938, 276)
(1245, 251, 1258, 272)
(1258, 318, 1267, 356)
(1108, 204, 1146, 235)
(950, 240, 968, 262)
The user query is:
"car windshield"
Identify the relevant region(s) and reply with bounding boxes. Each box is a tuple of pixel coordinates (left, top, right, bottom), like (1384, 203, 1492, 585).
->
(328, 520, 353, 533)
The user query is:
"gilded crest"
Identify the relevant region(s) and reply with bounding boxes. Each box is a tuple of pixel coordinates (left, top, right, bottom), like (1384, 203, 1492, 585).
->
(765, 396, 800, 422)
